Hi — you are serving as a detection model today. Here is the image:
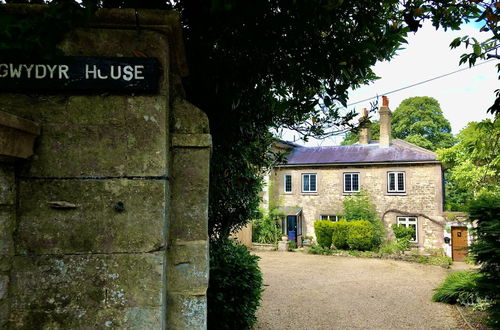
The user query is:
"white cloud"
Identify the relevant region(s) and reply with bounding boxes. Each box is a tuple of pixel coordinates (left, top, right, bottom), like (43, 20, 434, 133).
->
(283, 23, 498, 146)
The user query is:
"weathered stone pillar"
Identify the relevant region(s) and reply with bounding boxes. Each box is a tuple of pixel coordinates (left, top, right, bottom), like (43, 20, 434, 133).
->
(167, 99, 211, 329)
(0, 6, 210, 329)
(0, 110, 41, 328)
(0, 165, 15, 328)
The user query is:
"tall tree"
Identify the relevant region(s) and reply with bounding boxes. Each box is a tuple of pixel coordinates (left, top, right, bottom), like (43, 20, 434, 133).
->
(341, 96, 455, 150)
(392, 96, 456, 150)
(437, 116, 500, 210)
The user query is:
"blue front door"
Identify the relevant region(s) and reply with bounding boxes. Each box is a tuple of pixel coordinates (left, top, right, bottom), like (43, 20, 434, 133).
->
(287, 215, 297, 242)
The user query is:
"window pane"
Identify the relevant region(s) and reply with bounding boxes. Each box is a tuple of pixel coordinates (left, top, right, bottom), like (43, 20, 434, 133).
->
(409, 224, 417, 241)
(344, 174, 351, 192)
(320, 215, 328, 220)
(389, 173, 395, 191)
(303, 175, 309, 191)
(310, 174, 316, 191)
(398, 173, 405, 191)
(285, 175, 292, 192)
(352, 174, 359, 191)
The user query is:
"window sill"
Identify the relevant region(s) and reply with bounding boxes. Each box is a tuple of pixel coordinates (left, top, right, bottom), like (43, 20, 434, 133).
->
(387, 192, 407, 196)
(342, 192, 360, 195)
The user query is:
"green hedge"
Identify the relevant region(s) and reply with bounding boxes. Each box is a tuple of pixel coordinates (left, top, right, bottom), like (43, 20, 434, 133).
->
(208, 239, 263, 329)
(314, 220, 335, 248)
(469, 192, 500, 327)
(346, 220, 375, 251)
(331, 221, 350, 249)
(315, 220, 377, 251)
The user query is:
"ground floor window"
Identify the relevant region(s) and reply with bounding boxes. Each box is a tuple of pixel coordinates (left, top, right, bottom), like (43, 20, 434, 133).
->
(397, 216, 418, 242)
(320, 215, 339, 221)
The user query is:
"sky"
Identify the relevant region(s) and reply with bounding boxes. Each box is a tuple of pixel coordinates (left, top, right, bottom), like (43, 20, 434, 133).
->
(282, 22, 498, 146)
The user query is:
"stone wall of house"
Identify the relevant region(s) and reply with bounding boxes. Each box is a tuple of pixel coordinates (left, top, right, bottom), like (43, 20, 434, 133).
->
(0, 7, 209, 329)
(272, 163, 445, 249)
(0, 165, 15, 328)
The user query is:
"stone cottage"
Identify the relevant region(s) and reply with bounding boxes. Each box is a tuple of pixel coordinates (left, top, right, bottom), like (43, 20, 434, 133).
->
(265, 96, 470, 260)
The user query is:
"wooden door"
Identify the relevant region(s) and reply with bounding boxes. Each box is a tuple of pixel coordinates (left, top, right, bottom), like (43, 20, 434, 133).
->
(451, 227, 468, 261)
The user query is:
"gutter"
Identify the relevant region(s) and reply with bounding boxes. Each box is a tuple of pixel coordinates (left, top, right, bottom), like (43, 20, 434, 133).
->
(276, 160, 441, 168)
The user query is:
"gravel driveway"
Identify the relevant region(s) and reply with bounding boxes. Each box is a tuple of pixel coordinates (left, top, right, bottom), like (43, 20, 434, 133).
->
(254, 251, 465, 330)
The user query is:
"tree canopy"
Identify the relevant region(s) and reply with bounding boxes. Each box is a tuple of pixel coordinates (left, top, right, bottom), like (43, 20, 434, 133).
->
(392, 96, 456, 150)
(342, 96, 455, 150)
(437, 116, 500, 210)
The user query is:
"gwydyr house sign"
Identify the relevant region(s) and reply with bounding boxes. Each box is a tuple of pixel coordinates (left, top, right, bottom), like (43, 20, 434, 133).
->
(0, 57, 160, 93)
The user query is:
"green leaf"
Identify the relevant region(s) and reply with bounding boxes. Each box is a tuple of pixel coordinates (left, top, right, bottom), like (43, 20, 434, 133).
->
(473, 44, 482, 56)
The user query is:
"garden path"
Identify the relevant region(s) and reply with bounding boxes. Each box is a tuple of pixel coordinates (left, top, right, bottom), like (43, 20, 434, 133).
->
(255, 251, 467, 330)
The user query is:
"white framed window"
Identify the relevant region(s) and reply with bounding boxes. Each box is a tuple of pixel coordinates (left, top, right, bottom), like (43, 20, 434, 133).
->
(302, 173, 317, 192)
(397, 216, 418, 242)
(388, 171, 406, 193)
(320, 215, 339, 222)
(343, 172, 360, 193)
(284, 174, 292, 193)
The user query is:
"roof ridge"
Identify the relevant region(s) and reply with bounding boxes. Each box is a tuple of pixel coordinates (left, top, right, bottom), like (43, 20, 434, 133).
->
(393, 139, 437, 156)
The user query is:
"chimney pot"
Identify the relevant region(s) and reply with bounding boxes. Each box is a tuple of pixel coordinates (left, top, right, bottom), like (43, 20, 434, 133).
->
(382, 96, 389, 107)
(379, 98, 392, 147)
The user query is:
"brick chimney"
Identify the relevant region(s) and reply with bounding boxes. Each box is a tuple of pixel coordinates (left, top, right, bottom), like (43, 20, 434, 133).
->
(358, 108, 371, 144)
(379, 96, 392, 147)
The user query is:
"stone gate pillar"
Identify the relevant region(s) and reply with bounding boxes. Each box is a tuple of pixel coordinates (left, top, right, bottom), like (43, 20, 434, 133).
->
(0, 6, 209, 329)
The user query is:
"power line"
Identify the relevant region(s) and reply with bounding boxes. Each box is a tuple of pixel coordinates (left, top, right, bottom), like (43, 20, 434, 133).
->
(346, 58, 497, 107)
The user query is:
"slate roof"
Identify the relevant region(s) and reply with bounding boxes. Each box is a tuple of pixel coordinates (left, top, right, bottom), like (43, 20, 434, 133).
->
(281, 139, 438, 166)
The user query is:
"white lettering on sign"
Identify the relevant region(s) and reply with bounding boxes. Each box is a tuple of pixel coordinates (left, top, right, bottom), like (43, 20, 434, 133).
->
(47, 65, 57, 78)
(59, 65, 69, 79)
(0, 59, 154, 92)
(84, 64, 146, 81)
(135, 65, 144, 79)
(123, 66, 134, 81)
(0, 64, 7, 78)
(24, 65, 34, 78)
(0, 64, 71, 79)
(35, 65, 46, 79)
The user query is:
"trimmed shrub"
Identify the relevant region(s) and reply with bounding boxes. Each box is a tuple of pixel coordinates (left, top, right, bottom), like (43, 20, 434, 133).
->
(468, 192, 500, 327)
(314, 220, 335, 248)
(432, 271, 484, 305)
(331, 221, 350, 249)
(208, 239, 263, 329)
(346, 220, 375, 251)
(342, 190, 384, 248)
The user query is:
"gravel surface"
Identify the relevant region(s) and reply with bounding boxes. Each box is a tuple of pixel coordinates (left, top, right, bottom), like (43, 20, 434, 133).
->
(254, 251, 465, 330)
